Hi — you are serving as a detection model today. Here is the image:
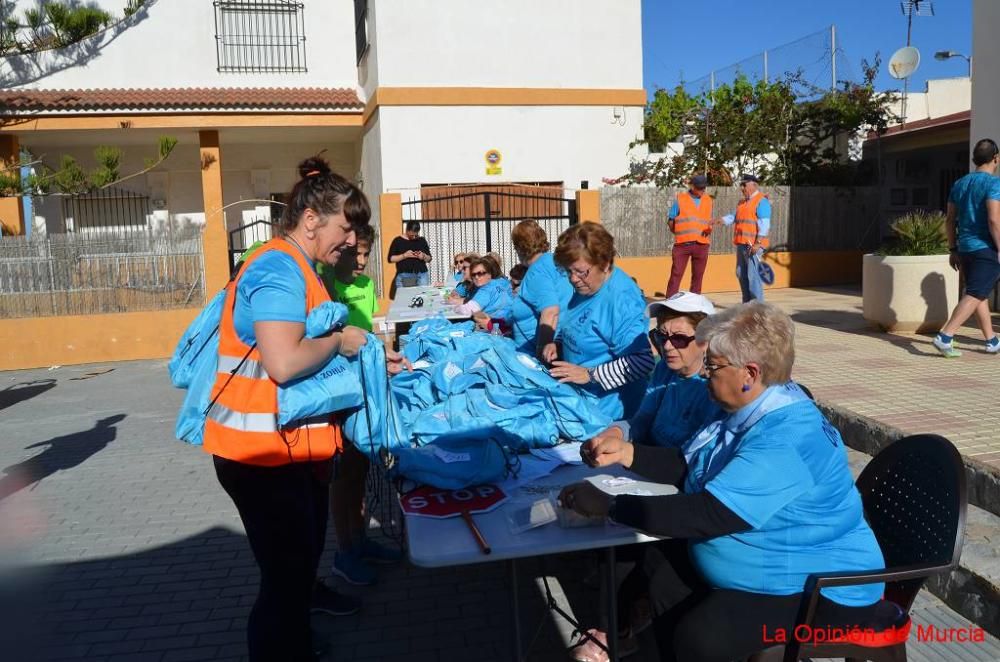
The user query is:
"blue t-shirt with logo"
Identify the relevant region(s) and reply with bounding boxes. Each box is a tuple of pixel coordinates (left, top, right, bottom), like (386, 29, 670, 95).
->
(471, 277, 514, 319)
(233, 250, 309, 346)
(621, 362, 722, 449)
(511, 253, 574, 353)
(949, 172, 1000, 252)
(558, 267, 649, 420)
(685, 399, 885, 606)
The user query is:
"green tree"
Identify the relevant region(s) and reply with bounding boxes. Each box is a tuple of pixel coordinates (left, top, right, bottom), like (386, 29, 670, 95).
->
(618, 58, 897, 188)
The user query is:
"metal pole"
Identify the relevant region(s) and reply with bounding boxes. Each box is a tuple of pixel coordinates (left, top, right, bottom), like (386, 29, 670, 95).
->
(710, 70, 715, 94)
(484, 192, 493, 254)
(830, 25, 836, 90)
(763, 49, 768, 83)
(606, 546, 619, 661)
(509, 559, 522, 662)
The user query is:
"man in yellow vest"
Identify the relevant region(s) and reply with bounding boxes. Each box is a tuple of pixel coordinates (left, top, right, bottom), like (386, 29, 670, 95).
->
(666, 174, 714, 296)
(720, 173, 771, 302)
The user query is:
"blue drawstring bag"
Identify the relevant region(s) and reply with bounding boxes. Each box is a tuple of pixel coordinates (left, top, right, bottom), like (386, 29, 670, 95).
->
(343, 337, 410, 453)
(390, 427, 520, 489)
(277, 302, 364, 426)
(171, 288, 229, 445)
(168, 289, 226, 388)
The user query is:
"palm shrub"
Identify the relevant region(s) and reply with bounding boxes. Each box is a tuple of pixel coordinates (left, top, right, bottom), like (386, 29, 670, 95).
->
(878, 210, 949, 256)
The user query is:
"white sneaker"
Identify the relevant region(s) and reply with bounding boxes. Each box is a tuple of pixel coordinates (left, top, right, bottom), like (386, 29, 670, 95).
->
(987, 338, 1000, 354)
(932, 335, 961, 358)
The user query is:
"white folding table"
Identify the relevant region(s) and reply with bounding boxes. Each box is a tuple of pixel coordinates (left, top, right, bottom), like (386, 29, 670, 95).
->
(405, 462, 672, 661)
(385, 285, 472, 348)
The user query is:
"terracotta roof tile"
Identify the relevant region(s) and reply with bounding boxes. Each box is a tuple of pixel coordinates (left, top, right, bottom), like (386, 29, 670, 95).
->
(0, 87, 363, 113)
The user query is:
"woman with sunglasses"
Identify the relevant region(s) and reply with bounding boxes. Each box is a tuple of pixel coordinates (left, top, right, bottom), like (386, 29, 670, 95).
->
(447, 253, 479, 302)
(548, 223, 652, 420)
(451, 255, 514, 323)
(561, 302, 894, 662)
(567, 292, 723, 661)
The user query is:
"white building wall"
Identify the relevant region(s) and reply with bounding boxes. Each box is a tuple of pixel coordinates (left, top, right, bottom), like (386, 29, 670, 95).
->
(376, 105, 643, 193)
(972, 0, 1000, 153)
(886, 77, 970, 125)
(369, 0, 642, 89)
(2, 0, 359, 90)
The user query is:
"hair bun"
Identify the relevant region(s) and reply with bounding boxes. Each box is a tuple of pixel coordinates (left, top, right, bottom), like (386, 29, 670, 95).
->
(297, 156, 332, 179)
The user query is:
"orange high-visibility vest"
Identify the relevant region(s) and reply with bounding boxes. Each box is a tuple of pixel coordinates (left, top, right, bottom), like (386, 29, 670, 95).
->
(733, 193, 770, 248)
(203, 238, 343, 466)
(672, 191, 714, 245)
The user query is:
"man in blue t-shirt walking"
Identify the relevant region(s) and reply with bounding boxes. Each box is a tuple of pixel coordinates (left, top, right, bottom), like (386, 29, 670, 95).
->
(933, 138, 1000, 357)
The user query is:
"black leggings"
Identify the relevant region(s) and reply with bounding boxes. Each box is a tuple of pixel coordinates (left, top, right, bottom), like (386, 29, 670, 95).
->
(214, 456, 332, 662)
(621, 540, 901, 662)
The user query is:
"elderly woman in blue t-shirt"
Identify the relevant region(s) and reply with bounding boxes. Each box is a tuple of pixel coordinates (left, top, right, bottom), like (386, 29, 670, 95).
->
(547, 223, 653, 420)
(560, 302, 898, 662)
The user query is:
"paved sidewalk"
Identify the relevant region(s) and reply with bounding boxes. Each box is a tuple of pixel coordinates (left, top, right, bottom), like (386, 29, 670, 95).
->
(2, 291, 999, 661)
(710, 286, 1000, 472)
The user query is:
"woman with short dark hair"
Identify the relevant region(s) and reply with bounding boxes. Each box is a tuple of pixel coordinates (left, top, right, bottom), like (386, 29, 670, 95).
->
(387, 220, 432, 291)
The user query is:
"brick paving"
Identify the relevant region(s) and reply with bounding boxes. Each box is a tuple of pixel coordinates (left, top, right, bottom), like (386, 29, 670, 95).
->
(710, 286, 1000, 472)
(1, 287, 999, 661)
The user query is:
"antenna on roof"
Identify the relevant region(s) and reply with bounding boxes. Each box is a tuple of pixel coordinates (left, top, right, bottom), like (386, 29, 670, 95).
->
(900, 0, 935, 17)
(897, 0, 935, 125)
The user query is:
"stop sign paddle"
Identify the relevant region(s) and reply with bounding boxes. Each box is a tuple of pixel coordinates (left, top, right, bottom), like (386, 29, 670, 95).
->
(400, 485, 508, 555)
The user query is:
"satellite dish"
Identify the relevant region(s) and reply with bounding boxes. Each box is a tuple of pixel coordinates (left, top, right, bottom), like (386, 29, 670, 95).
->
(889, 46, 921, 79)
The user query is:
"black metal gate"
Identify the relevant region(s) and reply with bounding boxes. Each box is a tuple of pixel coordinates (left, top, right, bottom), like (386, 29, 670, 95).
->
(228, 218, 275, 273)
(400, 188, 577, 282)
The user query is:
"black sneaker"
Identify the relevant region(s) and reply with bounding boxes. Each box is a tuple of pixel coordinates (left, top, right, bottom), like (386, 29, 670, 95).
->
(311, 580, 361, 616)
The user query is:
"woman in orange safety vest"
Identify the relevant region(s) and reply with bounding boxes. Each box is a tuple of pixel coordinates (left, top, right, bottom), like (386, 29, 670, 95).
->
(205, 156, 402, 661)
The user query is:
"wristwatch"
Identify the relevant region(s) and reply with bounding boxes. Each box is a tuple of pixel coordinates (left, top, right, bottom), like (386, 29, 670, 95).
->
(586, 367, 596, 383)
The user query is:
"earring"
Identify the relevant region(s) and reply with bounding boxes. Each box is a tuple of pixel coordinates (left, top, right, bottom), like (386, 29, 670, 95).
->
(741, 384, 751, 392)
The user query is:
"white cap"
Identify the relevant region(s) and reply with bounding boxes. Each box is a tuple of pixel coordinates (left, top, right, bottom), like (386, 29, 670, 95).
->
(647, 291, 716, 318)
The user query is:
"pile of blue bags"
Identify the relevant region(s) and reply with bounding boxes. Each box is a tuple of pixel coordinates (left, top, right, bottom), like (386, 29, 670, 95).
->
(171, 306, 609, 488)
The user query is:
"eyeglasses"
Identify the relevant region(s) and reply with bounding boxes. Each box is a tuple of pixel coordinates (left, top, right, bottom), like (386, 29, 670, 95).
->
(566, 266, 592, 280)
(471, 270, 488, 279)
(649, 329, 697, 349)
(703, 357, 737, 376)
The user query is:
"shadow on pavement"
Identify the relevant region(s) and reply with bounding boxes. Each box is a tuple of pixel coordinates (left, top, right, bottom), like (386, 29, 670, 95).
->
(5, 521, 595, 662)
(0, 414, 126, 503)
(0, 379, 56, 411)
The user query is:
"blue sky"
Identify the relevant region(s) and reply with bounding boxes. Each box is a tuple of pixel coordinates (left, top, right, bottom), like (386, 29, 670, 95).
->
(642, 0, 971, 97)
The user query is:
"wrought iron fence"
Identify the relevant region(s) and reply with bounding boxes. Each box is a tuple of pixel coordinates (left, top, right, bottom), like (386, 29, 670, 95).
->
(214, 0, 307, 73)
(0, 228, 205, 319)
(399, 187, 577, 285)
(601, 186, 881, 258)
(61, 187, 152, 233)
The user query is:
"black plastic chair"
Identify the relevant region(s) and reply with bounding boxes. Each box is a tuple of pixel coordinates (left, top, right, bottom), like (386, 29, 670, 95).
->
(749, 433, 968, 662)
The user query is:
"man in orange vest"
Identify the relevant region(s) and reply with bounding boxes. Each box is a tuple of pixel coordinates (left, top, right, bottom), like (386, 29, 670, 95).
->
(720, 173, 771, 302)
(666, 174, 714, 296)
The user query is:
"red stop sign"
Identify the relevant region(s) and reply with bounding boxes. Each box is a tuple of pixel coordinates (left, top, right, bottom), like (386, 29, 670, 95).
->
(399, 484, 508, 519)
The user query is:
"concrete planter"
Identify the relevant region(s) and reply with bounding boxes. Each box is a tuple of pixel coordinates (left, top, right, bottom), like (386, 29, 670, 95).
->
(862, 253, 958, 333)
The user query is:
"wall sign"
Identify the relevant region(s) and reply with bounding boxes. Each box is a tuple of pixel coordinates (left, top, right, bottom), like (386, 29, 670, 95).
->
(485, 148, 503, 176)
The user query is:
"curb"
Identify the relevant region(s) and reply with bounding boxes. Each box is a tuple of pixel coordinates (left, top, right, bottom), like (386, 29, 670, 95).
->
(819, 403, 1000, 518)
(819, 402, 1000, 637)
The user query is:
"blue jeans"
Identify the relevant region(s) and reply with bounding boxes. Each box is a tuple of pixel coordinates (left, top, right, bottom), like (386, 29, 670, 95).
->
(735, 245, 765, 302)
(395, 272, 429, 290)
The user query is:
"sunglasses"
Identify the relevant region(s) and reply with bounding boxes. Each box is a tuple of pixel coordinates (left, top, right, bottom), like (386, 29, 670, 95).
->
(471, 270, 488, 278)
(649, 329, 697, 349)
(409, 296, 424, 308)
